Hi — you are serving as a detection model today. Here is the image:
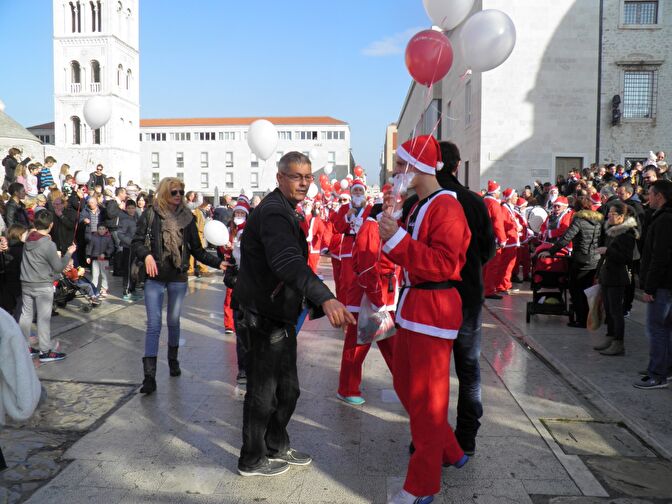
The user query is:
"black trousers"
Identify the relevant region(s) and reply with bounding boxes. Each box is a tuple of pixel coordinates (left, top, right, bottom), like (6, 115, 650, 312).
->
(569, 267, 596, 326)
(603, 285, 626, 341)
(120, 247, 136, 295)
(239, 311, 300, 469)
(623, 260, 638, 313)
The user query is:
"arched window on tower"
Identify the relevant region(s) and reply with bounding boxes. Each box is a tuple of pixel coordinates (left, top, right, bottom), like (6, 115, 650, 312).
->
(71, 116, 82, 145)
(69, 2, 76, 32)
(90, 60, 101, 92)
(126, 69, 132, 90)
(76, 1, 82, 33)
(70, 61, 81, 93)
(117, 64, 123, 87)
(117, 1, 122, 12)
(97, 1, 102, 31)
(90, 1, 96, 31)
(93, 128, 101, 145)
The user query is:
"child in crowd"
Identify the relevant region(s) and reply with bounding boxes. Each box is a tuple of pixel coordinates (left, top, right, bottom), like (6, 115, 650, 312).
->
(0, 224, 28, 321)
(63, 259, 101, 306)
(18, 210, 75, 362)
(25, 164, 40, 197)
(86, 224, 114, 297)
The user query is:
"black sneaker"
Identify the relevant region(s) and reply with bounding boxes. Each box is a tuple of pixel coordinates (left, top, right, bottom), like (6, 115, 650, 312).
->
(39, 350, 66, 363)
(633, 376, 668, 390)
(236, 370, 247, 385)
(485, 294, 503, 300)
(238, 459, 290, 477)
(29, 347, 40, 358)
(269, 448, 312, 466)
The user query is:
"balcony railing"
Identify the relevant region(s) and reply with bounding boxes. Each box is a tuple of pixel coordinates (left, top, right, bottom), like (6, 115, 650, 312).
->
(70, 83, 82, 93)
(90, 82, 101, 92)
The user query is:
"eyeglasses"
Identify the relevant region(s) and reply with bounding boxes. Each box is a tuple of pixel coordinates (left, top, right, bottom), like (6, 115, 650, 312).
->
(281, 172, 314, 183)
(170, 189, 185, 196)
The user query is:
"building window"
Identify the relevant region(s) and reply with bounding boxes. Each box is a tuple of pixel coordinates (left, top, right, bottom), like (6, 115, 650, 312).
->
(90, 60, 101, 92)
(173, 132, 190, 141)
(465, 81, 472, 127)
(149, 132, 166, 141)
(176, 172, 184, 181)
(220, 131, 236, 141)
(327, 151, 336, 165)
(93, 128, 101, 145)
(152, 172, 160, 187)
(70, 1, 82, 32)
(69, 2, 77, 32)
(225, 152, 234, 168)
(624, 1, 658, 25)
(176, 152, 184, 168)
(198, 132, 216, 141)
(251, 172, 259, 189)
(139, 133, 142, 142)
(117, 64, 123, 87)
(278, 131, 292, 140)
(126, 69, 132, 90)
(276, 151, 284, 167)
(200, 152, 209, 168)
(71, 116, 81, 144)
(225, 172, 234, 189)
(445, 101, 452, 138)
(297, 130, 318, 140)
(151, 152, 159, 169)
(201, 172, 209, 189)
(422, 98, 442, 139)
(251, 154, 259, 168)
(623, 69, 657, 119)
(90, 1, 97, 31)
(97, 0, 102, 30)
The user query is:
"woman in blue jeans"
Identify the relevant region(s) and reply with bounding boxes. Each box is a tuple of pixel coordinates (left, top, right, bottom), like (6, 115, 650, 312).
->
(132, 177, 225, 394)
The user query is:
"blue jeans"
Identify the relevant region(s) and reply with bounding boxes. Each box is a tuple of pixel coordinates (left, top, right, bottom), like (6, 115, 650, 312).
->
(646, 288, 672, 381)
(453, 302, 483, 444)
(143, 279, 188, 357)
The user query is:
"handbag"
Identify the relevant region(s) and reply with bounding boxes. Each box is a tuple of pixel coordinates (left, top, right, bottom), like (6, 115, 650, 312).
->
(130, 208, 154, 284)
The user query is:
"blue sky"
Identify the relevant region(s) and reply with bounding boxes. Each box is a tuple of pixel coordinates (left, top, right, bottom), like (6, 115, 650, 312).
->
(0, 0, 430, 178)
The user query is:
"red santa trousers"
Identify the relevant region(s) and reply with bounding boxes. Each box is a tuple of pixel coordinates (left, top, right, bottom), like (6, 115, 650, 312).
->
(331, 257, 342, 302)
(496, 247, 519, 292)
(223, 287, 234, 330)
(394, 328, 464, 496)
(483, 248, 502, 296)
(337, 314, 395, 397)
(515, 244, 531, 280)
(308, 252, 320, 274)
(337, 257, 356, 305)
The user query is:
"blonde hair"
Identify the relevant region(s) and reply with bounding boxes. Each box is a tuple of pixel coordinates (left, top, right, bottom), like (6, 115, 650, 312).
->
(24, 198, 37, 210)
(154, 177, 186, 214)
(59, 163, 70, 175)
(14, 163, 27, 178)
(48, 188, 63, 202)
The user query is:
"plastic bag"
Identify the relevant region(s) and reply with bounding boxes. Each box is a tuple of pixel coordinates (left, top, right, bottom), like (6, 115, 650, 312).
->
(585, 284, 603, 332)
(357, 294, 396, 345)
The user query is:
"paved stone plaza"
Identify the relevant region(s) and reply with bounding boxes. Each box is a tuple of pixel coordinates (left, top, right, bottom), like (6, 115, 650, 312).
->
(3, 262, 672, 503)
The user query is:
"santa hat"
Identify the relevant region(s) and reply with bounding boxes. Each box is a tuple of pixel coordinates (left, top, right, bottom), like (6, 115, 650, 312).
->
(515, 197, 527, 207)
(396, 135, 444, 175)
(487, 180, 500, 194)
(590, 193, 601, 205)
(381, 183, 393, 193)
(502, 188, 515, 199)
(549, 185, 559, 193)
(555, 196, 569, 206)
(233, 195, 251, 214)
(339, 191, 351, 200)
(350, 178, 366, 192)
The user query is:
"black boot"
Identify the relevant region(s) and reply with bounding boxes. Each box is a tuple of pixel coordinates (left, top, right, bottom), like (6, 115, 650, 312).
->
(140, 357, 157, 394)
(168, 346, 181, 377)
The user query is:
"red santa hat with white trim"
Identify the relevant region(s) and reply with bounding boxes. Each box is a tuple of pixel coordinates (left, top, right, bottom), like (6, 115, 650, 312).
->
(233, 195, 251, 214)
(555, 196, 569, 207)
(350, 178, 366, 192)
(487, 180, 501, 194)
(502, 187, 516, 199)
(339, 191, 351, 201)
(396, 134, 444, 175)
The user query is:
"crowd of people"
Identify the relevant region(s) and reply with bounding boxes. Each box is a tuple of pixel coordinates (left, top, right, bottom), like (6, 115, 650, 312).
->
(1, 141, 671, 504)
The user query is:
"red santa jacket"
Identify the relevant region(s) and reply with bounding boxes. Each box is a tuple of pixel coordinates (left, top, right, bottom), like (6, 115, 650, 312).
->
(501, 202, 521, 248)
(483, 195, 506, 246)
(332, 203, 371, 259)
(346, 215, 401, 312)
(306, 214, 325, 254)
(383, 190, 470, 340)
(540, 209, 573, 243)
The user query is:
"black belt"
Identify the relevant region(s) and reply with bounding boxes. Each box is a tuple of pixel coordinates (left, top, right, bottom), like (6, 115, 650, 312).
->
(400, 281, 455, 296)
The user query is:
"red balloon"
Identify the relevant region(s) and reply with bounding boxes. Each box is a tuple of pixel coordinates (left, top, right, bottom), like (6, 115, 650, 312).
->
(405, 29, 454, 86)
(333, 181, 341, 191)
(324, 191, 332, 199)
(321, 179, 330, 190)
(354, 166, 364, 177)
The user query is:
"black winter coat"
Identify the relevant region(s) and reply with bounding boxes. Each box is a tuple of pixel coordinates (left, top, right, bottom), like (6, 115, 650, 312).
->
(5, 198, 30, 228)
(132, 206, 221, 283)
(49, 194, 79, 254)
(598, 217, 638, 287)
(640, 204, 672, 295)
(2, 155, 30, 186)
(234, 188, 334, 325)
(549, 210, 603, 271)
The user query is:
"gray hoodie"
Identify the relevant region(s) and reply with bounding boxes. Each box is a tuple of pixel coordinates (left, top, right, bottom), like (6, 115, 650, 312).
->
(20, 231, 72, 285)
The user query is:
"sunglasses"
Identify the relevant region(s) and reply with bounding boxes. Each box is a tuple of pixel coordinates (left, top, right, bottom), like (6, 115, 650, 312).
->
(170, 189, 185, 196)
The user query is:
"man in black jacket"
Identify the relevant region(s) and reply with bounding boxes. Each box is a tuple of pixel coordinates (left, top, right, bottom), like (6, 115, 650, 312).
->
(636, 180, 672, 389)
(234, 151, 354, 477)
(5, 183, 30, 228)
(436, 141, 496, 455)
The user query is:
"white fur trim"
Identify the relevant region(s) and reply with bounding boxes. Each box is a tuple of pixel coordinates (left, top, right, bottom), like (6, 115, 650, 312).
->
(396, 145, 435, 175)
(395, 289, 458, 339)
(382, 227, 407, 254)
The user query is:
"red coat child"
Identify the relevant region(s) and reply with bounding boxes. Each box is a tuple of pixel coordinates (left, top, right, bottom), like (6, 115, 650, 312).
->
(482, 181, 507, 297)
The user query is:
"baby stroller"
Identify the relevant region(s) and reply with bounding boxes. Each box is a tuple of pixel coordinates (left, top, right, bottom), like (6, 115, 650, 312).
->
(526, 243, 574, 323)
(53, 273, 100, 313)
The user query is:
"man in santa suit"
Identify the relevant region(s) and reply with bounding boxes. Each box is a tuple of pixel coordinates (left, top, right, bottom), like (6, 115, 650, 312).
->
(379, 135, 471, 504)
(337, 186, 399, 405)
(539, 196, 573, 248)
(496, 188, 522, 294)
(482, 181, 507, 299)
(512, 198, 533, 283)
(302, 198, 325, 274)
(332, 180, 371, 305)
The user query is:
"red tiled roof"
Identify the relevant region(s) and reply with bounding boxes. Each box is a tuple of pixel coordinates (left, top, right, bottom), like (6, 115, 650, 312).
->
(140, 116, 347, 127)
(27, 122, 55, 129)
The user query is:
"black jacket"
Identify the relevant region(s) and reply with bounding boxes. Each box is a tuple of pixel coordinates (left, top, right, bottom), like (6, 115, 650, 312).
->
(234, 188, 334, 325)
(87, 172, 106, 190)
(2, 155, 30, 186)
(437, 173, 496, 304)
(598, 217, 638, 287)
(117, 211, 137, 248)
(104, 199, 123, 230)
(132, 206, 221, 283)
(5, 198, 30, 228)
(640, 204, 672, 295)
(624, 195, 645, 240)
(50, 194, 79, 254)
(549, 210, 603, 271)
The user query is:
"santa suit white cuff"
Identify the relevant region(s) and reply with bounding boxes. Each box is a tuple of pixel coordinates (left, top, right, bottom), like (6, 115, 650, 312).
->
(383, 227, 407, 254)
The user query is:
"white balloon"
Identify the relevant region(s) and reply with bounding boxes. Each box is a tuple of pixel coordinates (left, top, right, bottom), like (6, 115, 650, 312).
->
(423, 0, 475, 31)
(346, 174, 353, 180)
(83, 96, 112, 130)
(460, 10, 516, 72)
(331, 178, 338, 186)
(75, 171, 89, 185)
(323, 164, 333, 175)
(307, 183, 318, 198)
(309, 148, 320, 163)
(340, 178, 349, 190)
(247, 119, 278, 161)
(203, 220, 230, 247)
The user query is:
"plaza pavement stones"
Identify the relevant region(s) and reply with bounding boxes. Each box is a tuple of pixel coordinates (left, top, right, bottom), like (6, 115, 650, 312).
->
(6, 263, 670, 503)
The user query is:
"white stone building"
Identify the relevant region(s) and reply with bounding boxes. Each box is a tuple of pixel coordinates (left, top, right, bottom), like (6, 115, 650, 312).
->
(392, 0, 669, 191)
